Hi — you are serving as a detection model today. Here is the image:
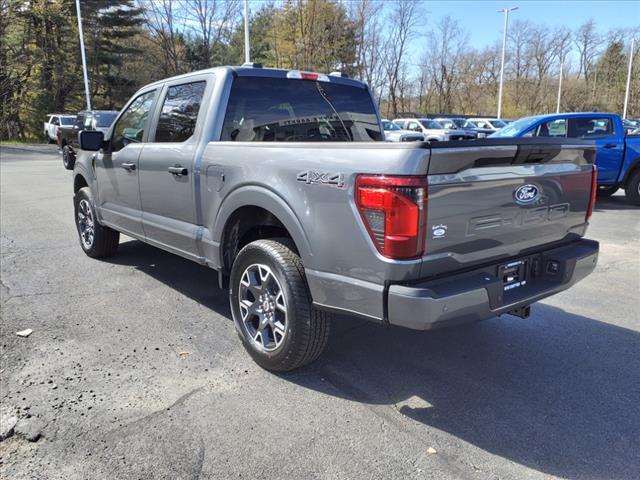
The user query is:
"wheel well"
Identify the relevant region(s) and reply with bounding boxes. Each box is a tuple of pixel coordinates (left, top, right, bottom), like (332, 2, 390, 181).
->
(74, 174, 88, 193)
(220, 206, 296, 272)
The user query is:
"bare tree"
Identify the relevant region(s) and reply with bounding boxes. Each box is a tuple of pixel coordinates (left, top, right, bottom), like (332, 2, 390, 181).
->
(183, 0, 239, 69)
(140, 0, 187, 75)
(351, 0, 386, 103)
(575, 20, 600, 80)
(383, 0, 419, 118)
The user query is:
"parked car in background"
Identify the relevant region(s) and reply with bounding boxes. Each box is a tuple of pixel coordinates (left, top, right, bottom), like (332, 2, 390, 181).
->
(381, 119, 424, 142)
(491, 112, 640, 205)
(469, 118, 508, 132)
(43, 114, 76, 143)
(623, 119, 640, 135)
(72, 65, 599, 371)
(434, 117, 486, 138)
(393, 118, 469, 142)
(58, 110, 119, 170)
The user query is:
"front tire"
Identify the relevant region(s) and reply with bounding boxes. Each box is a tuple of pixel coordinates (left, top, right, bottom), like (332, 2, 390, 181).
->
(229, 239, 330, 371)
(625, 170, 640, 206)
(596, 185, 618, 198)
(74, 187, 119, 258)
(62, 145, 75, 170)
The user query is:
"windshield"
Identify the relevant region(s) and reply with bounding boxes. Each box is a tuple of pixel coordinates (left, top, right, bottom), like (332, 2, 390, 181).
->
(222, 77, 382, 142)
(94, 112, 118, 127)
(437, 119, 456, 129)
(452, 119, 475, 129)
(489, 119, 507, 129)
(420, 120, 443, 130)
(490, 116, 540, 137)
(60, 116, 76, 126)
(382, 121, 400, 131)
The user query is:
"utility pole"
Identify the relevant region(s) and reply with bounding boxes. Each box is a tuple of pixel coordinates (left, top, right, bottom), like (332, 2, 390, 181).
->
(244, 0, 250, 64)
(623, 38, 635, 119)
(497, 7, 518, 119)
(75, 0, 91, 110)
(556, 53, 564, 113)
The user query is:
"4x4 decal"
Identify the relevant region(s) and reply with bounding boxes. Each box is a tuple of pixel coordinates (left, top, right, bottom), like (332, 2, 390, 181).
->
(297, 170, 345, 188)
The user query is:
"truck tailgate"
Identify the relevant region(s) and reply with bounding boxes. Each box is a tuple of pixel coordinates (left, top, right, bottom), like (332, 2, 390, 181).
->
(422, 138, 596, 278)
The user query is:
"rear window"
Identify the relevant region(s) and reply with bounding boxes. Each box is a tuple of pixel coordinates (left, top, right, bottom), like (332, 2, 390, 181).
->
(221, 77, 382, 142)
(94, 112, 118, 127)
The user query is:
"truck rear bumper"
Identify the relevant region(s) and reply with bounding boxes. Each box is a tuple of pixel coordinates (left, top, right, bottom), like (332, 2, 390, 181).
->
(387, 239, 599, 330)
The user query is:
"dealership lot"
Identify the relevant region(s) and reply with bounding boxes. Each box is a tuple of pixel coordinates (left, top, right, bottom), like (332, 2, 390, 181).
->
(1, 145, 639, 479)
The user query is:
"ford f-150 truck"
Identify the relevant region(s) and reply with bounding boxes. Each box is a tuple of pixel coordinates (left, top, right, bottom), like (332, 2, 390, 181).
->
(491, 112, 640, 205)
(72, 65, 599, 371)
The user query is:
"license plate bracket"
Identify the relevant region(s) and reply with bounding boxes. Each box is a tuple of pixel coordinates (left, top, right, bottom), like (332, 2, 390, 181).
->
(498, 259, 528, 292)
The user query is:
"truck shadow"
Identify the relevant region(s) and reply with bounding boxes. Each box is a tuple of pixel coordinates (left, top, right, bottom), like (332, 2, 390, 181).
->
(287, 308, 640, 479)
(106, 239, 639, 479)
(595, 194, 638, 211)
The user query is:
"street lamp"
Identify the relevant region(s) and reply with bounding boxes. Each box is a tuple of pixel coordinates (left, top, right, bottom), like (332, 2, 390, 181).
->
(497, 6, 518, 119)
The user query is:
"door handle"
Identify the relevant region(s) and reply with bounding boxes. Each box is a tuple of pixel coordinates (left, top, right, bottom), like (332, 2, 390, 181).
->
(121, 162, 136, 171)
(603, 143, 616, 149)
(168, 166, 188, 176)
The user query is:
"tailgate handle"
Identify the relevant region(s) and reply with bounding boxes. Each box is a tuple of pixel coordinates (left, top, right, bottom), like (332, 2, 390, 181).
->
(168, 165, 188, 176)
(603, 143, 616, 149)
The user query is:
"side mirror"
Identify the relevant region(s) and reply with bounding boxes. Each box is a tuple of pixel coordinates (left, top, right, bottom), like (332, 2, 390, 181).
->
(79, 130, 104, 151)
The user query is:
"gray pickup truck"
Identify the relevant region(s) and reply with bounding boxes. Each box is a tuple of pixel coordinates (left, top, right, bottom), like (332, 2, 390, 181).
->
(73, 65, 599, 371)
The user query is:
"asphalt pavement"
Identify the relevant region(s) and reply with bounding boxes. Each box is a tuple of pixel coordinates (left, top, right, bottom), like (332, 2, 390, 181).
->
(1, 144, 639, 479)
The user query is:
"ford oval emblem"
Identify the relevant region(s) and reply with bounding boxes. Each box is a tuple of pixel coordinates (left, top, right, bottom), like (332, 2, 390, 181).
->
(514, 184, 540, 204)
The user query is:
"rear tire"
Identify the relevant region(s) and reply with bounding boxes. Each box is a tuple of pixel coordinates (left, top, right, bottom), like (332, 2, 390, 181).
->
(74, 187, 119, 258)
(229, 238, 330, 371)
(62, 145, 75, 170)
(596, 185, 618, 198)
(625, 170, 640, 206)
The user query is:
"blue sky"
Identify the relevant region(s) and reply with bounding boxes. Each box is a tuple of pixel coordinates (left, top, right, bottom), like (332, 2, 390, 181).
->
(412, 0, 639, 47)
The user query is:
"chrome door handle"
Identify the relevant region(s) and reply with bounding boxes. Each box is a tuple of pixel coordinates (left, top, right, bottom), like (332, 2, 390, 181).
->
(168, 166, 188, 176)
(121, 162, 136, 171)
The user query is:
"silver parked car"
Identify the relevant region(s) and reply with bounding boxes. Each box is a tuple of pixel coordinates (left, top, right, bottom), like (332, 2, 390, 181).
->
(381, 119, 424, 142)
(434, 117, 487, 138)
(469, 117, 508, 132)
(393, 118, 470, 142)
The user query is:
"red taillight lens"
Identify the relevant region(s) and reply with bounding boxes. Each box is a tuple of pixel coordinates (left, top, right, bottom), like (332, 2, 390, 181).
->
(586, 164, 597, 222)
(355, 175, 428, 259)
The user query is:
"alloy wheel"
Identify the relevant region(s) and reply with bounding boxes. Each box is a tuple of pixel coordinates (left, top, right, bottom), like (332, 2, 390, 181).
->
(238, 263, 287, 352)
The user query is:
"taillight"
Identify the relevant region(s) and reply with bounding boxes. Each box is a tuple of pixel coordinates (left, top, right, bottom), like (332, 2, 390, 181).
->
(586, 164, 597, 222)
(355, 175, 428, 259)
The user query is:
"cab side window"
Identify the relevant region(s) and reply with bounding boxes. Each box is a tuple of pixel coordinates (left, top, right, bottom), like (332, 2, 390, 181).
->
(76, 114, 85, 129)
(567, 117, 613, 139)
(154, 81, 206, 143)
(111, 91, 156, 152)
(407, 121, 420, 131)
(532, 119, 567, 138)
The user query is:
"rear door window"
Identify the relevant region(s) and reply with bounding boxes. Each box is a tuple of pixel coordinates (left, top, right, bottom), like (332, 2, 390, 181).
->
(567, 117, 614, 139)
(154, 81, 206, 142)
(221, 76, 382, 142)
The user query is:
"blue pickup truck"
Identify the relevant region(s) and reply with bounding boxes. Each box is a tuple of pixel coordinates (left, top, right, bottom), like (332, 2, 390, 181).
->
(492, 112, 640, 205)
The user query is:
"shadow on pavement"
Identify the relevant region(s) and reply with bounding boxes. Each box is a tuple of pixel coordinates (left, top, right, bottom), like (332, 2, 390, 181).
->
(105, 238, 639, 479)
(595, 194, 638, 211)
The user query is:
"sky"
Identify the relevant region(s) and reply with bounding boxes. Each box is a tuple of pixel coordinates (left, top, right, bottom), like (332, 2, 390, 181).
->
(416, 0, 639, 48)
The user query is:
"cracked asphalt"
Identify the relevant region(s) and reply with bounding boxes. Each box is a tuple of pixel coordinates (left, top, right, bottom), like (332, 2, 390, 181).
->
(1, 145, 639, 479)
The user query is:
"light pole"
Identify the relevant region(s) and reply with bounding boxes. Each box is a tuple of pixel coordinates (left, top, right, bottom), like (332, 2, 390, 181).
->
(623, 38, 635, 119)
(497, 6, 518, 119)
(556, 52, 564, 113)
(75, 0, 91, 110)
(244, 0, 250, 64)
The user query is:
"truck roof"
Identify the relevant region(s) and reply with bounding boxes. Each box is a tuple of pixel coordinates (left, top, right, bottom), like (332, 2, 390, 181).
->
(140, 65, 366, 91)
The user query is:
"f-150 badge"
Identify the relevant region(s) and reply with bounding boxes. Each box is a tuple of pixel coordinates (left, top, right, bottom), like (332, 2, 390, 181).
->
(297, 170, 345, 188)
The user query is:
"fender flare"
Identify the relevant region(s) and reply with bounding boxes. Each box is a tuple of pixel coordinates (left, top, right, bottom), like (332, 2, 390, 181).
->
(212, 185, 314, 268)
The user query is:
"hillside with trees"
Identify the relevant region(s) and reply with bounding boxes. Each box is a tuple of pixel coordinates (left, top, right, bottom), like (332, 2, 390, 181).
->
(1, 0, 638, 140)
